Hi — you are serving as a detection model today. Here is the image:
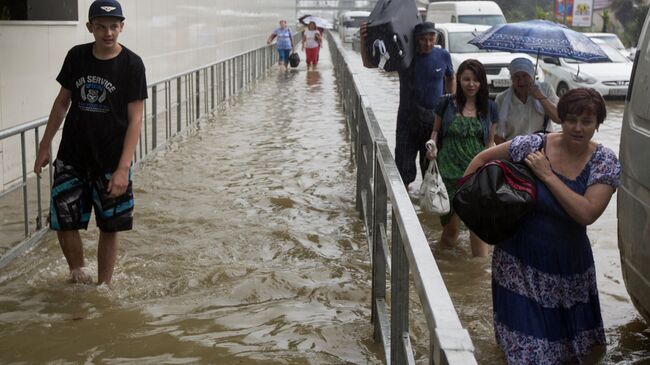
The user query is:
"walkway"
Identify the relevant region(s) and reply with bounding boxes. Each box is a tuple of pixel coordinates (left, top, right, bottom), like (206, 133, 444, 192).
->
(0, 41, 384, 364)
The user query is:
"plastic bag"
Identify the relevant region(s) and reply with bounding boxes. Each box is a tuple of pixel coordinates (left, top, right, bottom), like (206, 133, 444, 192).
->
(419, 141, 450, 215)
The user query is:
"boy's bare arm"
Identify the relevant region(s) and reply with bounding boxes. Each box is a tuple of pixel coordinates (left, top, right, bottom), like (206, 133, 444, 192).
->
(34, 87, 71, 175)
(108, 99, 144, 197)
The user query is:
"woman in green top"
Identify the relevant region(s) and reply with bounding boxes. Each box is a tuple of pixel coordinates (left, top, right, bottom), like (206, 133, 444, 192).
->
(427, 59, 498, 257)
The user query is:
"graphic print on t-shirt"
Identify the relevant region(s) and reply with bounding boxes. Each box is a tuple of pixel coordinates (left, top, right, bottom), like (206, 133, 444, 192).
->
(75, 75, 116, 113)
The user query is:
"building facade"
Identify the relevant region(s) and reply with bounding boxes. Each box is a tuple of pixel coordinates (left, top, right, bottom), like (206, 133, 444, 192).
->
(0, 0, 295, 189)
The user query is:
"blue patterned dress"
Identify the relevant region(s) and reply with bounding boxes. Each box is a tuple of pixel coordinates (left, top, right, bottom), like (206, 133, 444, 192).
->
(493, 134, 621, 364)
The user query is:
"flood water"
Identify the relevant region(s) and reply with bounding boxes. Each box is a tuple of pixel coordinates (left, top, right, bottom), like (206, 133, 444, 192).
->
(0, 36, 648, 364)
(0, 43, 383, 364)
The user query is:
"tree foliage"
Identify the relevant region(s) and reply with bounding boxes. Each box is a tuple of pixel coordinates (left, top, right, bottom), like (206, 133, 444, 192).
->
(611, 0, 649, 46)
(490, 0, 555, 22)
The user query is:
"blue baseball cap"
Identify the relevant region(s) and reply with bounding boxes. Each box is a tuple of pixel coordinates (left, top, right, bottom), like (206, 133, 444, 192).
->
(414, 22, 436, 36)
(88, 0, 125, 21)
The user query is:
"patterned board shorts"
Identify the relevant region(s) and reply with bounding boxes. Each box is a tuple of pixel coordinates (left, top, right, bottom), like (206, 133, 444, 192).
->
(49, 160, 134, 232)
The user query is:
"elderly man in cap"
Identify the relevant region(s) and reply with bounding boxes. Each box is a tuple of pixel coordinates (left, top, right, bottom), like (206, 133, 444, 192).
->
(360, 21, 455, 191)
(494, 57, 560, 144)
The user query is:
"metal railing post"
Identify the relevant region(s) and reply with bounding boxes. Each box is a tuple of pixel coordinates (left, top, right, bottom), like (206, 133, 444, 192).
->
(391, 215, 410, 364)
(195, 71, 200, 120)
(20, 132, 29, 236)
(176, 77, 182, 132)
(152, 85, 158, 148)
(165, 81, 171, 139)
(372, 157, 388, 342)
(211, 65, 215, 110)
(34, 128, 43, 229)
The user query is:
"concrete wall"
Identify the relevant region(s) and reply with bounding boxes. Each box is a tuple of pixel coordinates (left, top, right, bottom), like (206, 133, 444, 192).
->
(0, 0, 295, 189)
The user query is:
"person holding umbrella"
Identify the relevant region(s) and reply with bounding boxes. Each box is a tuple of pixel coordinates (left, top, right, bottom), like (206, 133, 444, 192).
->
(302, 21, 322, 71)
(469, 19, 610, 145)
(494, 57, 560, 144)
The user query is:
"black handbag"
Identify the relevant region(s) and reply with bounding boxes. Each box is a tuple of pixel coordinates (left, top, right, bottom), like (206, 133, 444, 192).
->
(289, 52, 300, 68)
(452, 160, 537, 245)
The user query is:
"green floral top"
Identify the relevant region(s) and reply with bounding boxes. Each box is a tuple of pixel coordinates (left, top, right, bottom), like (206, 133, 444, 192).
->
(438, 114, 485, 198)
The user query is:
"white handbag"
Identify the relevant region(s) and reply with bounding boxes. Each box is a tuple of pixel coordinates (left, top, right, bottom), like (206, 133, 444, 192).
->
(419, 141, 450, 215)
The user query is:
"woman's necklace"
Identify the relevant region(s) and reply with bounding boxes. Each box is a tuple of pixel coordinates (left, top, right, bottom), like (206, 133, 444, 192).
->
(463, 103, 477, 117)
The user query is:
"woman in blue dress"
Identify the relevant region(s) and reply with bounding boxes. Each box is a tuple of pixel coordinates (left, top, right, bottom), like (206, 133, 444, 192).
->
(464, 88, 621, 364)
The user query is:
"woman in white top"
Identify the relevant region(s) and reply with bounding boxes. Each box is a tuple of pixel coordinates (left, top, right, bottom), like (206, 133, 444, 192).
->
(302, 21, 322, 71)
(494, 57, 560, 144)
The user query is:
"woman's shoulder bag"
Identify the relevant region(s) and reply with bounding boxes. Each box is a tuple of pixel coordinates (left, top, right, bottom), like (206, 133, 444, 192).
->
(452, 159, 537, 245)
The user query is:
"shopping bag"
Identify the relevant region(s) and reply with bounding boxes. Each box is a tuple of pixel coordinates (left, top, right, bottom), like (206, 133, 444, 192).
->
(419, 142, 450, 215)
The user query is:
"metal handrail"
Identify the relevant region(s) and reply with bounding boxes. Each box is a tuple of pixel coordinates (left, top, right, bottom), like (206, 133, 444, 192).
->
(326, 31, 477, 364)
(0, 41, 284, 269)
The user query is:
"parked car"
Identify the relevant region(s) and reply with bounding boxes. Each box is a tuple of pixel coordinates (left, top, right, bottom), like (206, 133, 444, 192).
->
(539, 38, 632, 98)
(338, 10, 370, 43)
(434, 23, 543, 97)
(584, 32, 635, 61)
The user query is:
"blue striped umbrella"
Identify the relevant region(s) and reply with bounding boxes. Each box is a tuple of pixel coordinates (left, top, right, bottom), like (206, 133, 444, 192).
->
(469, 19, 609, 63)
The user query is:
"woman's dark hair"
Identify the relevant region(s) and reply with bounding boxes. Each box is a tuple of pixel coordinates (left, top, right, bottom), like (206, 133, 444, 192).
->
(557, 88, 607, 124)
(455, 59, 489, 116)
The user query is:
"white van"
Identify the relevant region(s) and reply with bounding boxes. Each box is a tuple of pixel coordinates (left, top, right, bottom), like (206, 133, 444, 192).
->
(338, 10, 371, 43)
(617, 11, 650, 324)
(426, 1, 506, 26)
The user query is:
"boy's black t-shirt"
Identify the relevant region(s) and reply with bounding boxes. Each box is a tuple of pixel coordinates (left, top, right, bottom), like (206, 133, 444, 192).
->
(56, 42, 147, 177)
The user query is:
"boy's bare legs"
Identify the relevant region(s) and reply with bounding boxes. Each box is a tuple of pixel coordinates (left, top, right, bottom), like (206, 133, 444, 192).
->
(97, 231, 118, 285)
(57, 230, 119, 285)
(57, 230, 92, 283)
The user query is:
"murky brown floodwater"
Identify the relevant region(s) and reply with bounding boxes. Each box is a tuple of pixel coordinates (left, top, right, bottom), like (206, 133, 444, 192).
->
(0, 43, 385, 364)
(340, 41, 650, 364)
(1, 35, 648, 365)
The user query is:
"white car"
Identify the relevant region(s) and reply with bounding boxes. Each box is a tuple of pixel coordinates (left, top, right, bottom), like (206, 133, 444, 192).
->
(538, 38, 632, 98)
(583, 32, 634, 60)
(435, 23, 544, 97)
